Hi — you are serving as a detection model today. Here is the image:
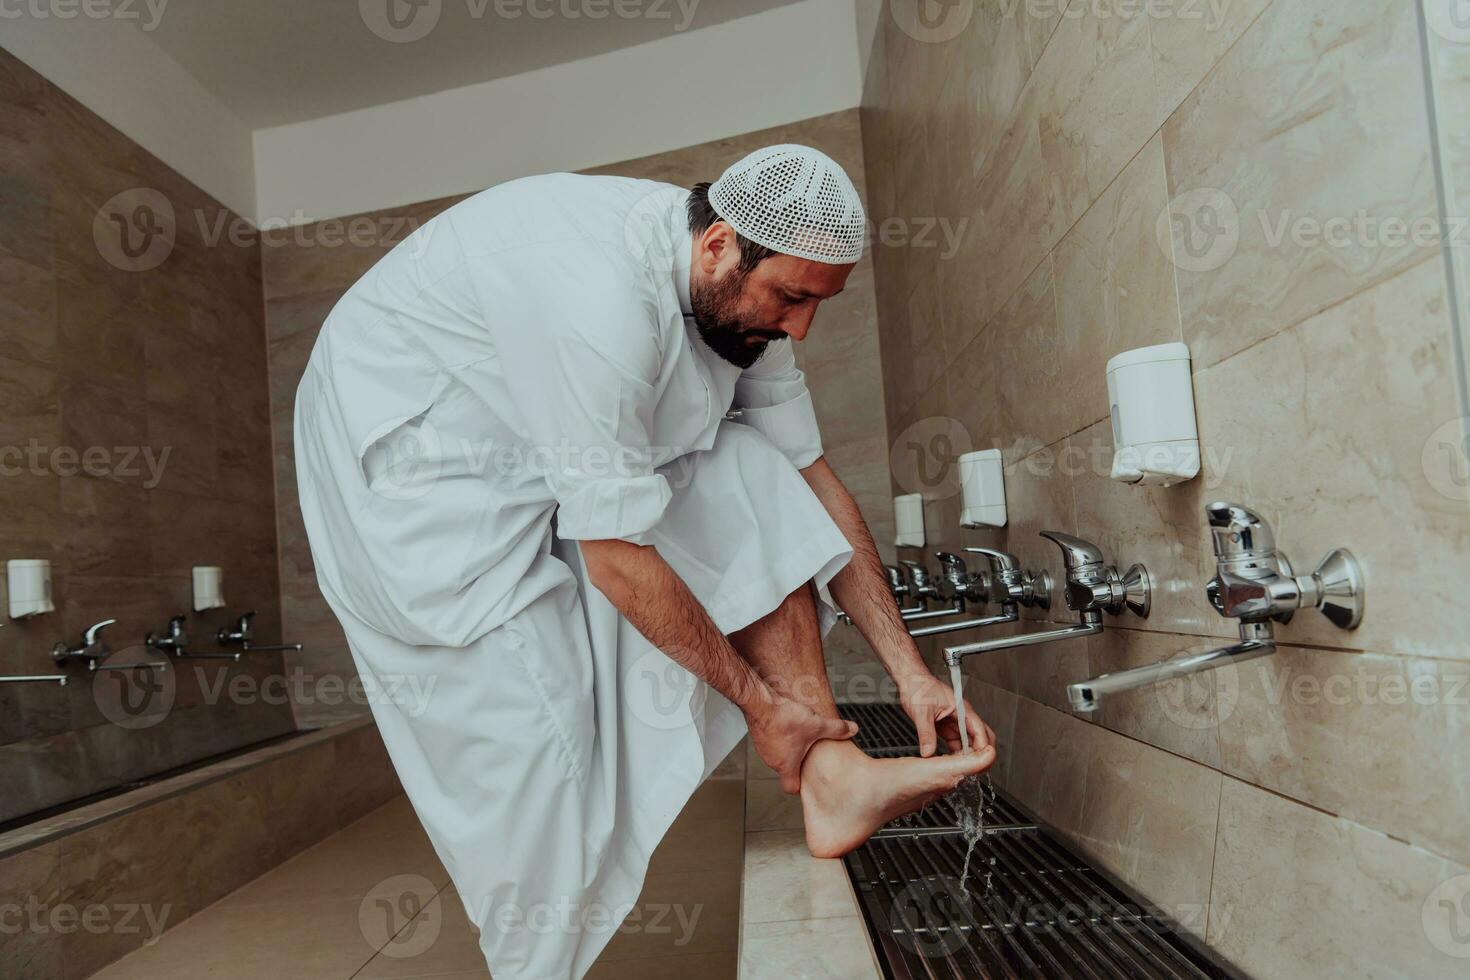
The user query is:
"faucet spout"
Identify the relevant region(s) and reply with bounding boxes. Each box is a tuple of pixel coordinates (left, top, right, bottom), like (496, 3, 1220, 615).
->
(910, 604, 1018, 638)
(943, 613, 1102, 666)
(1068, 623, 1276, 713)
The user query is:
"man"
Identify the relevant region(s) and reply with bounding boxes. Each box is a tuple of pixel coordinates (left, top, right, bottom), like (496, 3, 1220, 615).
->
(295, 145, 995, 979)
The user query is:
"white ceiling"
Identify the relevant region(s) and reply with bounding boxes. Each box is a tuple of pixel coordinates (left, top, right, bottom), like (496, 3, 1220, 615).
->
(139, 0, 805, 128)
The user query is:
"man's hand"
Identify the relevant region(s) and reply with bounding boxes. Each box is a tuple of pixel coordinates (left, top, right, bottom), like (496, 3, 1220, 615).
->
(898, 671, 995, 758)
(746, 692, 859, 794)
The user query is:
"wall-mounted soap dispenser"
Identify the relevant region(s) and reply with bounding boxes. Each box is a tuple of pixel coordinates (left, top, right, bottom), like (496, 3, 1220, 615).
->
(894, 493, 925, 548)
(7, 560, 55, 619)
(958, 450, 1007, 528)
(192, 566, 226, 612)
(1106, 342, 1200, 487)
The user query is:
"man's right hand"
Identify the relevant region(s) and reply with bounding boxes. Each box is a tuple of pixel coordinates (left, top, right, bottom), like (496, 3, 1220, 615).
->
(746, 693, 859, 795)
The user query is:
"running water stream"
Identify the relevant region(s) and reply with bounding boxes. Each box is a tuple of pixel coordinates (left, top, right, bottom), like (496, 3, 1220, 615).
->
(949, 662, 969, 752)
(948, 664, 996, 895)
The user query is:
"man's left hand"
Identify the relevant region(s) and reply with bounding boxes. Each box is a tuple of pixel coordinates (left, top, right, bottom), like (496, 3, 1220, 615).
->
(898, 671, 995, 758)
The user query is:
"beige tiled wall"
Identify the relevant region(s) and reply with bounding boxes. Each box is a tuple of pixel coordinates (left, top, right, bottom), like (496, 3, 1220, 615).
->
(0, 49, 291, 825)
(861, 0, 1470, 974)
(264, 110, 894, 720)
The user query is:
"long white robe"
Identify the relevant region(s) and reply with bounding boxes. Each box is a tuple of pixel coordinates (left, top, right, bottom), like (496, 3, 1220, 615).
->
(293, 174, 853, 978)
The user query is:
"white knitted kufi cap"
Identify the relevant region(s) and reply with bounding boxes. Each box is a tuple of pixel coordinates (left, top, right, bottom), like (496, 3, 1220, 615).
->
(708, 144, 866, 264)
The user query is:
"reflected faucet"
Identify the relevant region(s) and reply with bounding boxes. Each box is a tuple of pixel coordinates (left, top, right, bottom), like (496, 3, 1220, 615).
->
(943, 533, 1151, 666)
(53, 619, 166, 673)
(1067, 502, 1364, 712)
(1, 623, 69, 686)
(217, 611, 304, 653)
(147, 614, 241, 662)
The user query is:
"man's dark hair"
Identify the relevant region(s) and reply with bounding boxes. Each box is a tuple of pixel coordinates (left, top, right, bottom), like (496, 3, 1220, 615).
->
(687, 182, 777, 276)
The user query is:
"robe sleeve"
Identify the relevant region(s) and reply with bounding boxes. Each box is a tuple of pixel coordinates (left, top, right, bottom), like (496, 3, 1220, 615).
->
(731, 338, 824, 469)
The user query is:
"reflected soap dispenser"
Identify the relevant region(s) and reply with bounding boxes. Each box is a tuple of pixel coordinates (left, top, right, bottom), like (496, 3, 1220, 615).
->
(1106, 342, 1200, 487)
(7, 560, 55, 619)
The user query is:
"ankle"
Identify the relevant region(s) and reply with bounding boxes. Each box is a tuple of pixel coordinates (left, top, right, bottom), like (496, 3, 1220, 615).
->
(801, 738, 866, 788)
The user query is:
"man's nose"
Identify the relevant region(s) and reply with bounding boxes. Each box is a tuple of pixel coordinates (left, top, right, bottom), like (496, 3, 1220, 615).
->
(781, 308, 817, 342)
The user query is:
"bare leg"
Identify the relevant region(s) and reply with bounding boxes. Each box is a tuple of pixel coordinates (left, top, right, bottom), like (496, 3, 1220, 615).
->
(730, 584, 996, 858)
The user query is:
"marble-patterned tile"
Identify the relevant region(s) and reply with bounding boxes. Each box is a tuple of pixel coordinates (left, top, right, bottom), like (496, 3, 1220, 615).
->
(745, 776, 804, 833)
(1067, 420, 1224, 640)
(1007, 697, 1090, 835)
(1147, 0, 1271, 121)
(739, 916, 880, 980)
(741, 830, 854, 925)
(1162, 0, 1438, 368)
(990, 256, 1068, 453)
(1218, 646, 1470, 868)
(588, 951, 735, 980)
(1073, 722, 1221, 936)
(1050, 132, 1184, 436)
(1085, 627, 1224, 768)
(0, 246, 57, 369)
(0, 841, 66, 980)
(1036, 0, 1166, 206)
(1209, 776, 1470, 978)
(1194, 260, 1470, 659)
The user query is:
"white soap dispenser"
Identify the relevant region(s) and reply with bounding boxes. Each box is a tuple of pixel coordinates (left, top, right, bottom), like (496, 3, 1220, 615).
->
(893, 494, 926, 548)
(958, 450, 1007, 528)
(1106, 342, 1201, 487)
(7, 560, 55, 619)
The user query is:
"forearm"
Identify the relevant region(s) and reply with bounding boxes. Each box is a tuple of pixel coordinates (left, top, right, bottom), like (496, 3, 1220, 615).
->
(581, 537, 775, 713)
(800, 458, 930, 687)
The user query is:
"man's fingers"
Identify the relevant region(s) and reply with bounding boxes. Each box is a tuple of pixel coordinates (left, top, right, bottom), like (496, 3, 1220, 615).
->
(965, 708, 991, 750)
(914, 710, 938, 758)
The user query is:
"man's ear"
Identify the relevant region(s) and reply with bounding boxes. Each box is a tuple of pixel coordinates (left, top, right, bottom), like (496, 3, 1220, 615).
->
(697, 222, 739, 275)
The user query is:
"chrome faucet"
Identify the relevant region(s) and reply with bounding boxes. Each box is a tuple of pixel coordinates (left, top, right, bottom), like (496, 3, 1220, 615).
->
(217, 611, 304, 653)
(1067, 502, 1364, 712)
(943, 533, 1151, 666)
(909, 548, 1048, 638)
(1, 623, 69, 686)
(147, 615, 241, 662)
(53, 619, 166, 673)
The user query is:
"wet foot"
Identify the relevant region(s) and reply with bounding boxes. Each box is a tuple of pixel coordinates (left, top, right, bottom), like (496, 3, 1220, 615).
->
(799, 738, 997, 858)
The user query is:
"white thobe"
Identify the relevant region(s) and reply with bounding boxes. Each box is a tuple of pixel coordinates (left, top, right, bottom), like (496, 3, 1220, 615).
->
(293, 174, 853, 979)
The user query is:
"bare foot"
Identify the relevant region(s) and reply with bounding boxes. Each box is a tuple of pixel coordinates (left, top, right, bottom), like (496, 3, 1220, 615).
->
(799, 738, 997, 858)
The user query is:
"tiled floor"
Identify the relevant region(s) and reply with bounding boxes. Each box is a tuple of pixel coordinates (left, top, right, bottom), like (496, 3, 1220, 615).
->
(90, 781, 743, 980)
(738, 741, 882, 980)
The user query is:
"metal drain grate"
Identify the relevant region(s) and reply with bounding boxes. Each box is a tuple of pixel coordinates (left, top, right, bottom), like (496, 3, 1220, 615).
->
(837, 703, 1238, 980)
(840, 701, 927, 756)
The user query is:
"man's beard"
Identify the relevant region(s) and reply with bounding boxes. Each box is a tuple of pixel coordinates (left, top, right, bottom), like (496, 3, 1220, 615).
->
(690, 271, 784, 369)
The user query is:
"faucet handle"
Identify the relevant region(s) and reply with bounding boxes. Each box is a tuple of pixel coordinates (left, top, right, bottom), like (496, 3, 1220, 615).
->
(1038, 531, 1105, 574)
(963, 547, 1018, 572)
(83, 619, 117, 646)
(934, 551, 966, 572)
(1207, 501, 1277, 560)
